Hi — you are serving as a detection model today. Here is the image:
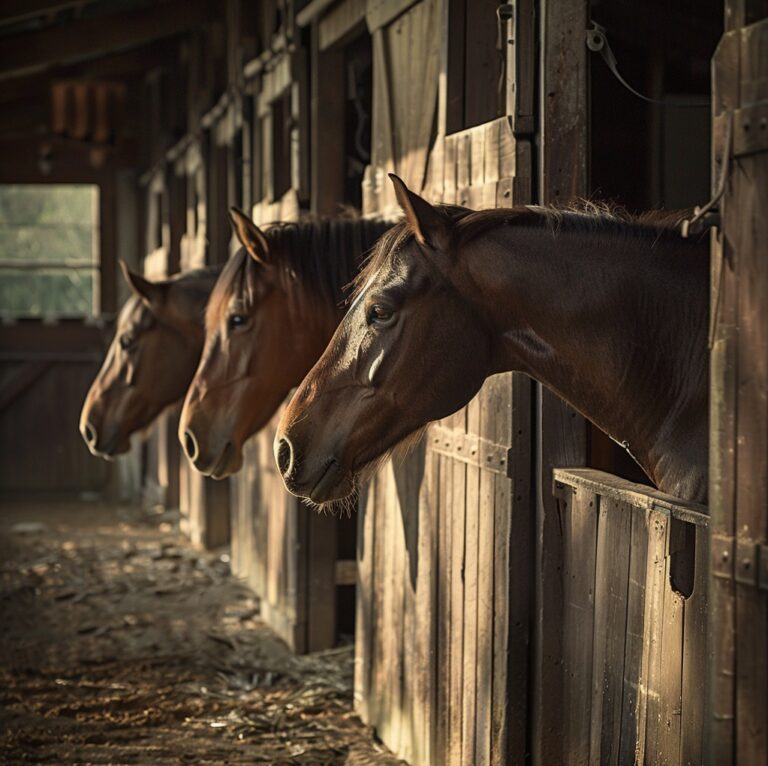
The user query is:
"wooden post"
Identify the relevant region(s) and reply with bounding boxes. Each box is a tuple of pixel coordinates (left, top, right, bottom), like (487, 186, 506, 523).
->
(98, 175, 117, 314)
(533, 2, 589, 764)
(708, 5, 768, 764)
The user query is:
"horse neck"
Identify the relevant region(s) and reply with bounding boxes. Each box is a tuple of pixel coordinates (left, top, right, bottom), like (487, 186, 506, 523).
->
(460, 222, 709, 500)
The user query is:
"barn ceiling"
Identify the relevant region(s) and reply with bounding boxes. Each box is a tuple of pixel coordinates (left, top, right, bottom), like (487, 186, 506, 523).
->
(0, 0, 212, 175)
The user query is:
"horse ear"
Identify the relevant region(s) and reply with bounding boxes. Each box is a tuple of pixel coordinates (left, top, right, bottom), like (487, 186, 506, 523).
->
(389, 173, 451, 252)
(229, 207, 270, 266)
(119, 260, 166, 307)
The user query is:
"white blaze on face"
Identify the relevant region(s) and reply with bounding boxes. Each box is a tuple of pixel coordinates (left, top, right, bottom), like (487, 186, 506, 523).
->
(349, 275, 375, 314)
(368, 347, 385, 384)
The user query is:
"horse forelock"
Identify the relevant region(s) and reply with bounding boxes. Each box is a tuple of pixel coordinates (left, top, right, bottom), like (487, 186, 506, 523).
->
(205, 248, 250, 333)
(350, 205, 473, 300)
(263, 217, 393, 309)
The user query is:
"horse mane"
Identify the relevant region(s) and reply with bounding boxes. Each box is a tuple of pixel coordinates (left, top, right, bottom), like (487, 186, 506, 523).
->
(351, 201, 695, 299)
(206, 216, 394, 331)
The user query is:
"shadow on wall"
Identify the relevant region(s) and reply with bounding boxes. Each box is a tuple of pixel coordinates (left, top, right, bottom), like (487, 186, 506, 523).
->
(394, 440, 427, 590)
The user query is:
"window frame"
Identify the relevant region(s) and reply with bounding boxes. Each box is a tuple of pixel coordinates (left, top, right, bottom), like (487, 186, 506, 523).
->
(0, 182, 102, 319)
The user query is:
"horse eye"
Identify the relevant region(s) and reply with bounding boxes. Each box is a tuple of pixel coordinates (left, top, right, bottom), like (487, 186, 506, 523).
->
(227, 314, 248, 331)
(119, 334, 133, 351)
(366, 304, 395, 327)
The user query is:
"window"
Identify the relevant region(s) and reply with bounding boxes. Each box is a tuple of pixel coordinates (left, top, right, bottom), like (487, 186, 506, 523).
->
(447, 0, 505, 133)
(0, 184, 100, 317)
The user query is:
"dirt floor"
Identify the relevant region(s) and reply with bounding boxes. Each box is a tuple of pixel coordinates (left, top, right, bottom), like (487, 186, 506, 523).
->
(0, 498, 403, 765)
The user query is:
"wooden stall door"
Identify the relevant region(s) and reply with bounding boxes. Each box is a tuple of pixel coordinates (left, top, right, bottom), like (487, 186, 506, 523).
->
(229, 408, 338, 654)
(0, 321, 112, 495)
(708, 8, 768, 765)
(354, 2, 536, 764)
(554, 470, 708, 765)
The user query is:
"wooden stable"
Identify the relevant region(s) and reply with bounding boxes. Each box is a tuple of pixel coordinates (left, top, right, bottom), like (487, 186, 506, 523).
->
(134, 1, 358, 650)
(2, 1, 768, 765)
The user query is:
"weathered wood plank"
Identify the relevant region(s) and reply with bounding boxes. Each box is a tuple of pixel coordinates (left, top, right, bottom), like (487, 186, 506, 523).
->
(460, 457, 480, 765)
(474, 466, 494, 766)
(558, 482, 598, 766)
(617, 506, 649, 764)
(443, 134, 457, 204)
(374, 470, 395, 742)
(553, 468, 709, 524)
(435, 452, 451, 759)
(589, 498, 632, 765)
(448, 456, 466, 764)
(369, 473, 386, 730)
(354, 475, 376, 722)
(679, 522, 708, 765)
(393, 463, 408, 758)
(706, 15, 740, 765)
(414, 445, 438, 765)
(636, 510, 669, 764)
(501, 373, 532, 766)
(733, 34, 768, 759)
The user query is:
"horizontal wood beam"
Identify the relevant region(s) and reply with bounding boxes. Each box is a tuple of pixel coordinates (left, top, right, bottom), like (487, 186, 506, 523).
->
(0, 44, 173, 104)
(0, 0, 211, 80)
(0, 0, 95, 25)
(0, 136, 138, 181)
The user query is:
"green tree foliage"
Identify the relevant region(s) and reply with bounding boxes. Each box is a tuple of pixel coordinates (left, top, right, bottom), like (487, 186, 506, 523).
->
(0, 184, 98, 316)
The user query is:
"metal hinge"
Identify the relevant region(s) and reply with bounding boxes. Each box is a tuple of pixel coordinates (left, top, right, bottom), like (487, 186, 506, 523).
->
(711, 533, 768, 590)
(428, 425, 513, 477)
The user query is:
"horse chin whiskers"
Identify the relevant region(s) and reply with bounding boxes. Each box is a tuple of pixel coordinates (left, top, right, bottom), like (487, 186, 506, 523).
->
(345, 423, 429, 492)
(300, 426, 428, 517)
(302, 486, 359, 518)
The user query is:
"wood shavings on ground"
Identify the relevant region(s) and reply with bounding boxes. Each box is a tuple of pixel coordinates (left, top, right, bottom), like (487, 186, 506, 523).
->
(0, 499, 405, 765)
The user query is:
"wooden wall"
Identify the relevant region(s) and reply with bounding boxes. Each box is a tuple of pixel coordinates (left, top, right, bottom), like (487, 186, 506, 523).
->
(229, 413, 356, 653)
(117, 3, 760, 765)
(227, 9, 368, 651)
(708, 7, 768, 764)
(0, 320, 112, 495)
(344, 1, 537, 762)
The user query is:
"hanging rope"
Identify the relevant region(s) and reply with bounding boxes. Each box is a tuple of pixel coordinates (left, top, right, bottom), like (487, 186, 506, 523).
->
(586, 22, 710, 109)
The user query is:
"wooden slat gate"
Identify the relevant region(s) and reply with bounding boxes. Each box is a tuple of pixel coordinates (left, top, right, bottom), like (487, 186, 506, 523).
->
(353, 0, 536, 761)
(230, 409, 341, 654)
(355, 373, 532, 766)
(554, 469, 708, 764)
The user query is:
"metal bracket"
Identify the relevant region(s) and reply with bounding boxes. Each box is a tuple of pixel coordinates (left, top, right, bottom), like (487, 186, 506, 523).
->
(429, 425, 513, 477)
(711, 533, 768, 590)
(681, 111, 733, 239)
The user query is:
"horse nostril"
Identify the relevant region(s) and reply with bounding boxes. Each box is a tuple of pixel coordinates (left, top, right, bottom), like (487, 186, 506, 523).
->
(275, 437, 294, 477)
(84, 422, 97, 446)
(184, 430, 199, 462)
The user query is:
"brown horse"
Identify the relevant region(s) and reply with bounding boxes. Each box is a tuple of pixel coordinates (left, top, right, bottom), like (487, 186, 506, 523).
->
(80, 262, 219, 458)
(178, 210, 394, 479)
(275, 174, 709, 506)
